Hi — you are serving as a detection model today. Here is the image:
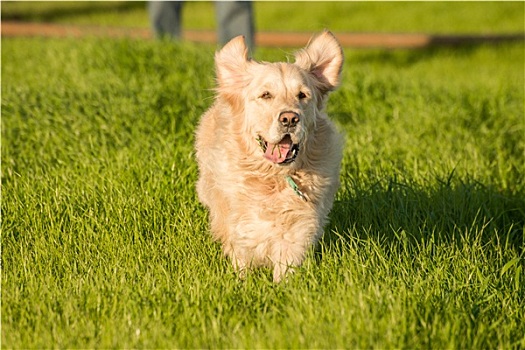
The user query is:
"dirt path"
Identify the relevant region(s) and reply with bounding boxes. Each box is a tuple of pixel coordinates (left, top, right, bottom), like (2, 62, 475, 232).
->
(2, 21, 524, 48)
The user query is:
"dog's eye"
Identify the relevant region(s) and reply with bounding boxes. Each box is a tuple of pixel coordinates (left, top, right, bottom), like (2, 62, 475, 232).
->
(260, 91, 273, 100)
(298, 91, 307, 100)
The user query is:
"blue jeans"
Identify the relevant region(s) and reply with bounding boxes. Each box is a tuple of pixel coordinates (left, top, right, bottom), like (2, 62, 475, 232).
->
(148, 1, 255, 51)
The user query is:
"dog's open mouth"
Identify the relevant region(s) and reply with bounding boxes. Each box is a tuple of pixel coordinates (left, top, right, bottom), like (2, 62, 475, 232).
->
(257, 134, 299, 164)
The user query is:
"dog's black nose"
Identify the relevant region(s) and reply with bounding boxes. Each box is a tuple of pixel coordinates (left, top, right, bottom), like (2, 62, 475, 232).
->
(279, 112, 300, 128)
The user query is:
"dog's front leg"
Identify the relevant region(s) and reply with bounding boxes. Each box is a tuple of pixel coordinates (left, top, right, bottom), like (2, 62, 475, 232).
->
(272, 262, 296, 283)
(270, 241, 309, 283)
(227, 247, 249, 279)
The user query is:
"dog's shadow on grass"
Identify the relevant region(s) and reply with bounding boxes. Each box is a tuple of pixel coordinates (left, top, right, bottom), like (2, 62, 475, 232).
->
(321, 176, 524, 254)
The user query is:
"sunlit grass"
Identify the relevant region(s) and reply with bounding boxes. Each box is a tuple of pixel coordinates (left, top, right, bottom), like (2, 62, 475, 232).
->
(2, 36, 524, 348)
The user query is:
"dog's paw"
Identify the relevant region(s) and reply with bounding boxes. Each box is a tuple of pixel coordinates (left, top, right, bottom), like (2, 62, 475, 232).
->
(231, 256, 248, 280)
(272, 263, 296, 283)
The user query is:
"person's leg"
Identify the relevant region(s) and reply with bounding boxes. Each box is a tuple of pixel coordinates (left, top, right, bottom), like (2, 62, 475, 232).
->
(215, 1, 255, 51)
(148, 1, 183, 38)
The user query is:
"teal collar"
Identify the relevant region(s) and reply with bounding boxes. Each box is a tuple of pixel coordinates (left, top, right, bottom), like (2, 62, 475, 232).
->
(285, 175, 307, 201)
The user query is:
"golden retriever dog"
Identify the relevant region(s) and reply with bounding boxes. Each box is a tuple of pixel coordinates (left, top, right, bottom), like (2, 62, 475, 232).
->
(195, 31, 344, 282)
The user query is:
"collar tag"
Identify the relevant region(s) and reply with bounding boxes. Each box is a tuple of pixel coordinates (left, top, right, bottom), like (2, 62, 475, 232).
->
(285, 175, 308, 202)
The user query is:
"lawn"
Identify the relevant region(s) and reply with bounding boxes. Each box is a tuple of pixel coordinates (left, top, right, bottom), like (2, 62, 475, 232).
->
(2, 2, 525, 349)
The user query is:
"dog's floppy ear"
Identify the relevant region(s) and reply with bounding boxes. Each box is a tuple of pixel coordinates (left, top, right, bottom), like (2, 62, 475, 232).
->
(215, 35, 250, 92)
(294, 31, 344, 94)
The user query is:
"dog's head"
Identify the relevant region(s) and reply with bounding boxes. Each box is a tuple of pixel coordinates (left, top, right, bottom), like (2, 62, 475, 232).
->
(214, 31, 343, 166)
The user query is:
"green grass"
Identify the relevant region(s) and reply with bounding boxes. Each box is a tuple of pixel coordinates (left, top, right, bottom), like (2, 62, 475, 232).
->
(2, 34, 524, 349)
(2, 1, 524, 34)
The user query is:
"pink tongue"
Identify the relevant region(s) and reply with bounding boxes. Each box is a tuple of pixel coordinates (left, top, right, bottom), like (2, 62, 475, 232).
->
(264, 137, 292, 163)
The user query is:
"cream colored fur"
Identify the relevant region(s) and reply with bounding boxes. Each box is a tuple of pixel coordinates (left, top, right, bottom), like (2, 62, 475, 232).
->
(195, 31, 344, 282)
